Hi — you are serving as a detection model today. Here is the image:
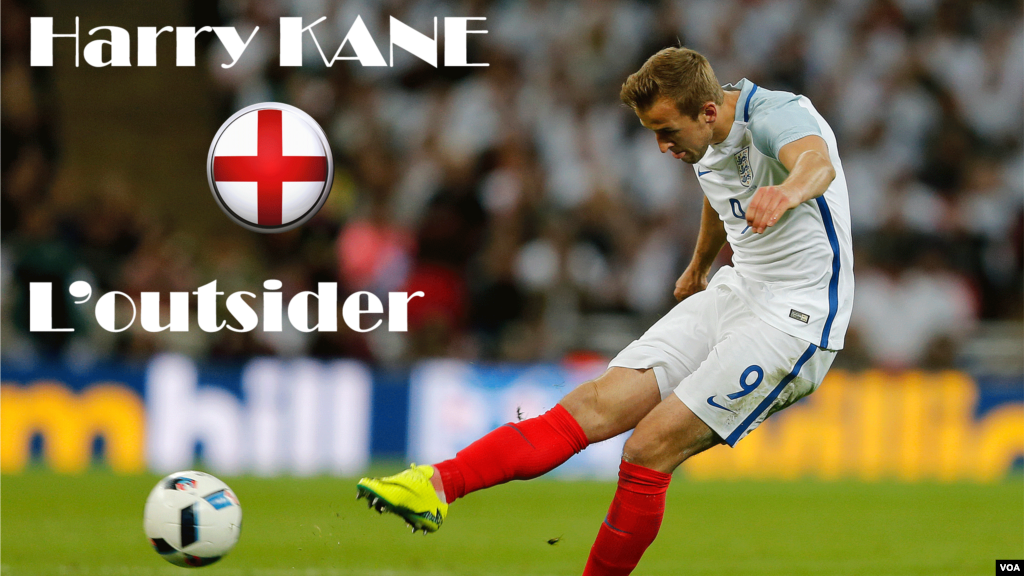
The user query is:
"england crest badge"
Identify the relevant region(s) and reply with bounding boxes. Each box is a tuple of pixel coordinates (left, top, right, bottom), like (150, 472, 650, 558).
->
(735, 146, 752, 187)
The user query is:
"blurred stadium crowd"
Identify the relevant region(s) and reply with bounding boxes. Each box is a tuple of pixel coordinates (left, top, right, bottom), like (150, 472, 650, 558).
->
(3, 0, 1022, 371)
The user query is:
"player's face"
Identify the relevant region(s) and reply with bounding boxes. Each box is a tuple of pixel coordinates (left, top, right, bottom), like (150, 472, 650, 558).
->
(637, 97, 714, 164)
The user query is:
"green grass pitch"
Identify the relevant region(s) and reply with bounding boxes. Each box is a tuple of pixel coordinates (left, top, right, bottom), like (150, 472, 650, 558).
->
(2, 469, 1021, 575)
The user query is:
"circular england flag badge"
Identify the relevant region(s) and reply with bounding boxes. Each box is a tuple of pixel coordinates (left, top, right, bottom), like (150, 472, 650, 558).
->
(207, 103, 334, 233)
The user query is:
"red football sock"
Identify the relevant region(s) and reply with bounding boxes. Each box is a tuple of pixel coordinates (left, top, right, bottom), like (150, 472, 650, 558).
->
(582, 460, 672, 576)
(434, 404, 588, 503)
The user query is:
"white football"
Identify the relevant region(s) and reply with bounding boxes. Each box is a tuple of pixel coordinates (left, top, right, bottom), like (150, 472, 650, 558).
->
(143, 471, 242, 567)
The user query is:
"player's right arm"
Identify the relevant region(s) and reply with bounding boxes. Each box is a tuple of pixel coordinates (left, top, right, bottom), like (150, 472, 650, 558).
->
(674, 196, 726, 301)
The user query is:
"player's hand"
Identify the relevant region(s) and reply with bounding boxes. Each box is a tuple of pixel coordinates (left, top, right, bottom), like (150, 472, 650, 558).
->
(674, 266, 708, 302)
(745, 185, 802, 233)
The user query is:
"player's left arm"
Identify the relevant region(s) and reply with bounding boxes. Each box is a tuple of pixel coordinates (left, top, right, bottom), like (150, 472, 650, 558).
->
(745, 135, 836, 234)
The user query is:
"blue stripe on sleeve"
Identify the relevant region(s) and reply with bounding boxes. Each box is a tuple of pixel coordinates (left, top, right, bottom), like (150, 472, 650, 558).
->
(743, 84, 758, 122)
(724, 343, 817, 447)
(815, 196, 841, 349)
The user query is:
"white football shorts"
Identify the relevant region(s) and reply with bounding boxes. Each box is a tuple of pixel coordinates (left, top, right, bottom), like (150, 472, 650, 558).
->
(609, 282, 836, 446)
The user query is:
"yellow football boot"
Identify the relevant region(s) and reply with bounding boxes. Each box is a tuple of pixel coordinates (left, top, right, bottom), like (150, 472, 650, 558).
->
(356, 464, 448, 533)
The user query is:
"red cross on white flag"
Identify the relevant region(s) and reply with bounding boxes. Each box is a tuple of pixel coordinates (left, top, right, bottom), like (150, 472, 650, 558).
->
(208, 103, 334, 232)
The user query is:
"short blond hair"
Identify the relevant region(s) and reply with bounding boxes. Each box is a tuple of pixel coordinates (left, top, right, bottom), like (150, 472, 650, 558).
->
(620, 47, 724, 118)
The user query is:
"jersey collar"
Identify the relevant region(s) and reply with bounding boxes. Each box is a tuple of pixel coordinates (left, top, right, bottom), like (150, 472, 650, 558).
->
(701, 79, 756, 164)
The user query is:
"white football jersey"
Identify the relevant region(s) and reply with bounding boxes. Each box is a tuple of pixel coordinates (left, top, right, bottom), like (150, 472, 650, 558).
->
(695, 79, 854, 350)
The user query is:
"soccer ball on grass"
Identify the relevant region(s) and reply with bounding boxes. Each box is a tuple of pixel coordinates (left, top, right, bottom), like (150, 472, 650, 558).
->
(143, 471, 242, 567)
